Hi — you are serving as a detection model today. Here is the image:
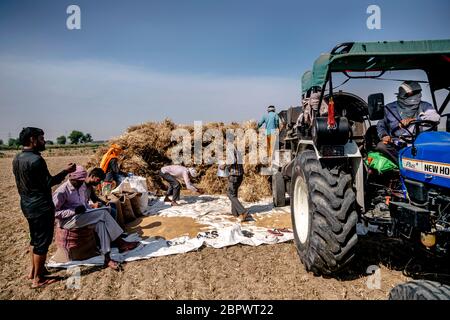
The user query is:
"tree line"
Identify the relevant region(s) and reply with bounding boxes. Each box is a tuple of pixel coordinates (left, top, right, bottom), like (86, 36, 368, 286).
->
(1, 130, 93, 147)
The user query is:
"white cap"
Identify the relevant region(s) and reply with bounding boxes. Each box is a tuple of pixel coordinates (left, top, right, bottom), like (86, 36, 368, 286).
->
(188, 168, 198, 177)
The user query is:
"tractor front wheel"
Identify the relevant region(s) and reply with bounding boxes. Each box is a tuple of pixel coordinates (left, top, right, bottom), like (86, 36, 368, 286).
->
(290, 150, 358, 275)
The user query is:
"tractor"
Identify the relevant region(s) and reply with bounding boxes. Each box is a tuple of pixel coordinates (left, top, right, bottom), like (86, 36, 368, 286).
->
(275, 40, 450, 299)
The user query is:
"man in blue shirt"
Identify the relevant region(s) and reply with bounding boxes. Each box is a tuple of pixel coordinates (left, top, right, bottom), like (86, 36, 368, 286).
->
(376, 81, 440, 164)
(257, 105, 281, 160)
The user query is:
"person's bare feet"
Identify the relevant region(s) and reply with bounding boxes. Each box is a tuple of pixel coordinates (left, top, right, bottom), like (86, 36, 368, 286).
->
(163, 196, 171, 203)
(238, 211, 249, 222)
(31, 276, 60, 289)
(27, 267, 50, 280)
(104, 259, 122, 271)
(171, 201, 179, 206)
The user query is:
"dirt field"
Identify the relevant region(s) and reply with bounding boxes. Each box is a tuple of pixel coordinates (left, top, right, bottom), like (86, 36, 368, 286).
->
(0, 155, 417, 300)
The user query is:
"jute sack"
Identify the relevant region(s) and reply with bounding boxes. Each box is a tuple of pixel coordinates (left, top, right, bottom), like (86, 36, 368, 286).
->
(108, 195, 126, 229)
(129, 193, 144, 217)
(53, 225, 99, 263)
(120, 195, 136, 223)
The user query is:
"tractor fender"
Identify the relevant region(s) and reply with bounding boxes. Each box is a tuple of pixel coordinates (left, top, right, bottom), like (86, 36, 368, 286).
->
(296, 140, 364, 211)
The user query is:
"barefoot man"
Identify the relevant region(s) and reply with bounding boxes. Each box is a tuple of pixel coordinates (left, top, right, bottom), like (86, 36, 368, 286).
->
(13, 127, 76, 288)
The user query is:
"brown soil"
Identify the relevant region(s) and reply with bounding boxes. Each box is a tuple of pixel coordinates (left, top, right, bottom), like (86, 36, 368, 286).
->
(0, 154, 425, 300)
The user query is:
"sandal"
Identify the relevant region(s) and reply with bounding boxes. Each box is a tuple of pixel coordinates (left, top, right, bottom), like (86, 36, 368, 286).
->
(31, 276, 60, 289)
(267, 229, 283, 236)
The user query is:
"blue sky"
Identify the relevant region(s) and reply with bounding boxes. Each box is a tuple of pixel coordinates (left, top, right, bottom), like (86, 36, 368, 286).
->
(0, 0, 449, 141)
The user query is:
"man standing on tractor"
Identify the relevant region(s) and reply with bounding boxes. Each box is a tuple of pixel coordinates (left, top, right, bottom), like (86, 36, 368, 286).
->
(257, 105, 281, 161)
(376, 81, 440, 164)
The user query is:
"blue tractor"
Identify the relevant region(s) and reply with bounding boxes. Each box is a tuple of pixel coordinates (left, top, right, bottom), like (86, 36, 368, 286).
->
(284, 40, 450, 299)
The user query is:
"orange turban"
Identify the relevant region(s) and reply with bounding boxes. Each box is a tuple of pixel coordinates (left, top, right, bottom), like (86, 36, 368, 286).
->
(100, 144, 123, 173)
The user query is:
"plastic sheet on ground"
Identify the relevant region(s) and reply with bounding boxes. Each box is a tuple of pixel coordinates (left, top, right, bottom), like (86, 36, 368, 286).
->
(47, 195, 293, 268)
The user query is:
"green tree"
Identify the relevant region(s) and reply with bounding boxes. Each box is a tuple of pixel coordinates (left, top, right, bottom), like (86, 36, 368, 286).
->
(46, 140, 54, 145)
(68, 130, 84, 144)
(80, 133, 93, 144)
(8, 138, 19, 147)
(56, 135, 67, 145)
(0, 139, 3, 146)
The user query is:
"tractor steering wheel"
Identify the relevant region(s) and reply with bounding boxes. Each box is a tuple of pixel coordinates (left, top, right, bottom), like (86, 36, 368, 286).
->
(409, 119, 438, 132)
(399, 119, 438, 144)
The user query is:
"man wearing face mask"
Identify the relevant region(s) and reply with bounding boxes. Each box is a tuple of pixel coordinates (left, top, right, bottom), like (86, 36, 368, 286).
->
(376, 81, 440, 164)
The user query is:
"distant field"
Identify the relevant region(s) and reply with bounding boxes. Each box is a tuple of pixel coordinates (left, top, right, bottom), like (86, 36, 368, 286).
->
(0, 144, 103, 158)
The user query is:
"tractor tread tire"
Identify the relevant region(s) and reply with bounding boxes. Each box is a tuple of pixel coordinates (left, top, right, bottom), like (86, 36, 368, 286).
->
(389, 280, 450, 300)
(291, 150, 358, 276)
(272, 172, 286, 207)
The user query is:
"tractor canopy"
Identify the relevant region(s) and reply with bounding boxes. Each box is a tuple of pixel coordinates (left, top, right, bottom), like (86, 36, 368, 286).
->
(302, 69, 326, 95)
(301, 71, 312, 95)
(311, 40, 450, 93)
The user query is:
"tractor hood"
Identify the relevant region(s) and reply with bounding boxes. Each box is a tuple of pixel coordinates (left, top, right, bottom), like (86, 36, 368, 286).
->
(399, 132, 450, 189)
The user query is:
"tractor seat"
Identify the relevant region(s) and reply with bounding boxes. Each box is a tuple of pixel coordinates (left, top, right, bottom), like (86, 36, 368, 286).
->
(364, 125, 380, 151)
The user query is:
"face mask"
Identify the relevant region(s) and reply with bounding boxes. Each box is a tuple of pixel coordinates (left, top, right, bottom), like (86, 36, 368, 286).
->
(397, 92, 421, 119)
(400, 93, 422, 106)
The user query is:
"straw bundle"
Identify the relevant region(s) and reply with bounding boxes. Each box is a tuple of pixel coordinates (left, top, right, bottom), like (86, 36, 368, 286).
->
(88, 119, 271, 201)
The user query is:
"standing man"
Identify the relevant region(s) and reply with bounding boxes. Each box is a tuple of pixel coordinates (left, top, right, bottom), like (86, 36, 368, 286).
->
(220, 146, 248, 222)
(257, 105, 281, 161)
(159, 165, 202, 206)
(13, 127, 76, 288)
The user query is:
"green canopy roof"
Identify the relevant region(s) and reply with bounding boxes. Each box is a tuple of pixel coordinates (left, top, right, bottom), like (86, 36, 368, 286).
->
(302, 68, 327, 94)
(301, 71, 312, 94)
(311, 39, 450, 91)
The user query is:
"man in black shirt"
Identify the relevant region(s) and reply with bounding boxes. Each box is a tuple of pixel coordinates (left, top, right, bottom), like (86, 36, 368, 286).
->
(13, 127, 76, 288)
(220, 146, 248, 222)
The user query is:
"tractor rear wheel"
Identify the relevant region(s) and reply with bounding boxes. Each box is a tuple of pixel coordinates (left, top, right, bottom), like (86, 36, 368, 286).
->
(389, 280, 450, 300)
(290, 150, 358, 275)
(272, 171, 286, 207)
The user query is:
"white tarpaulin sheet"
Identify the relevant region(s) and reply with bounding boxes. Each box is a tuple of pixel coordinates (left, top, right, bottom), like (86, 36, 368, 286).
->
(48, 195, 294, 268)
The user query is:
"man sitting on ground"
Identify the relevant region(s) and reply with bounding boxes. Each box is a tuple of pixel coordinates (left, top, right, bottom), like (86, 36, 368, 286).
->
(159, 165, 203, 206)
(84, 167, 118, 220)
(53, 166, 139, 270)
(100, 143, 127, 187)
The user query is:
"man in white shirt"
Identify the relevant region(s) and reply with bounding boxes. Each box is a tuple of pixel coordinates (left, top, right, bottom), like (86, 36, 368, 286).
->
(159, 165, 203, 206)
